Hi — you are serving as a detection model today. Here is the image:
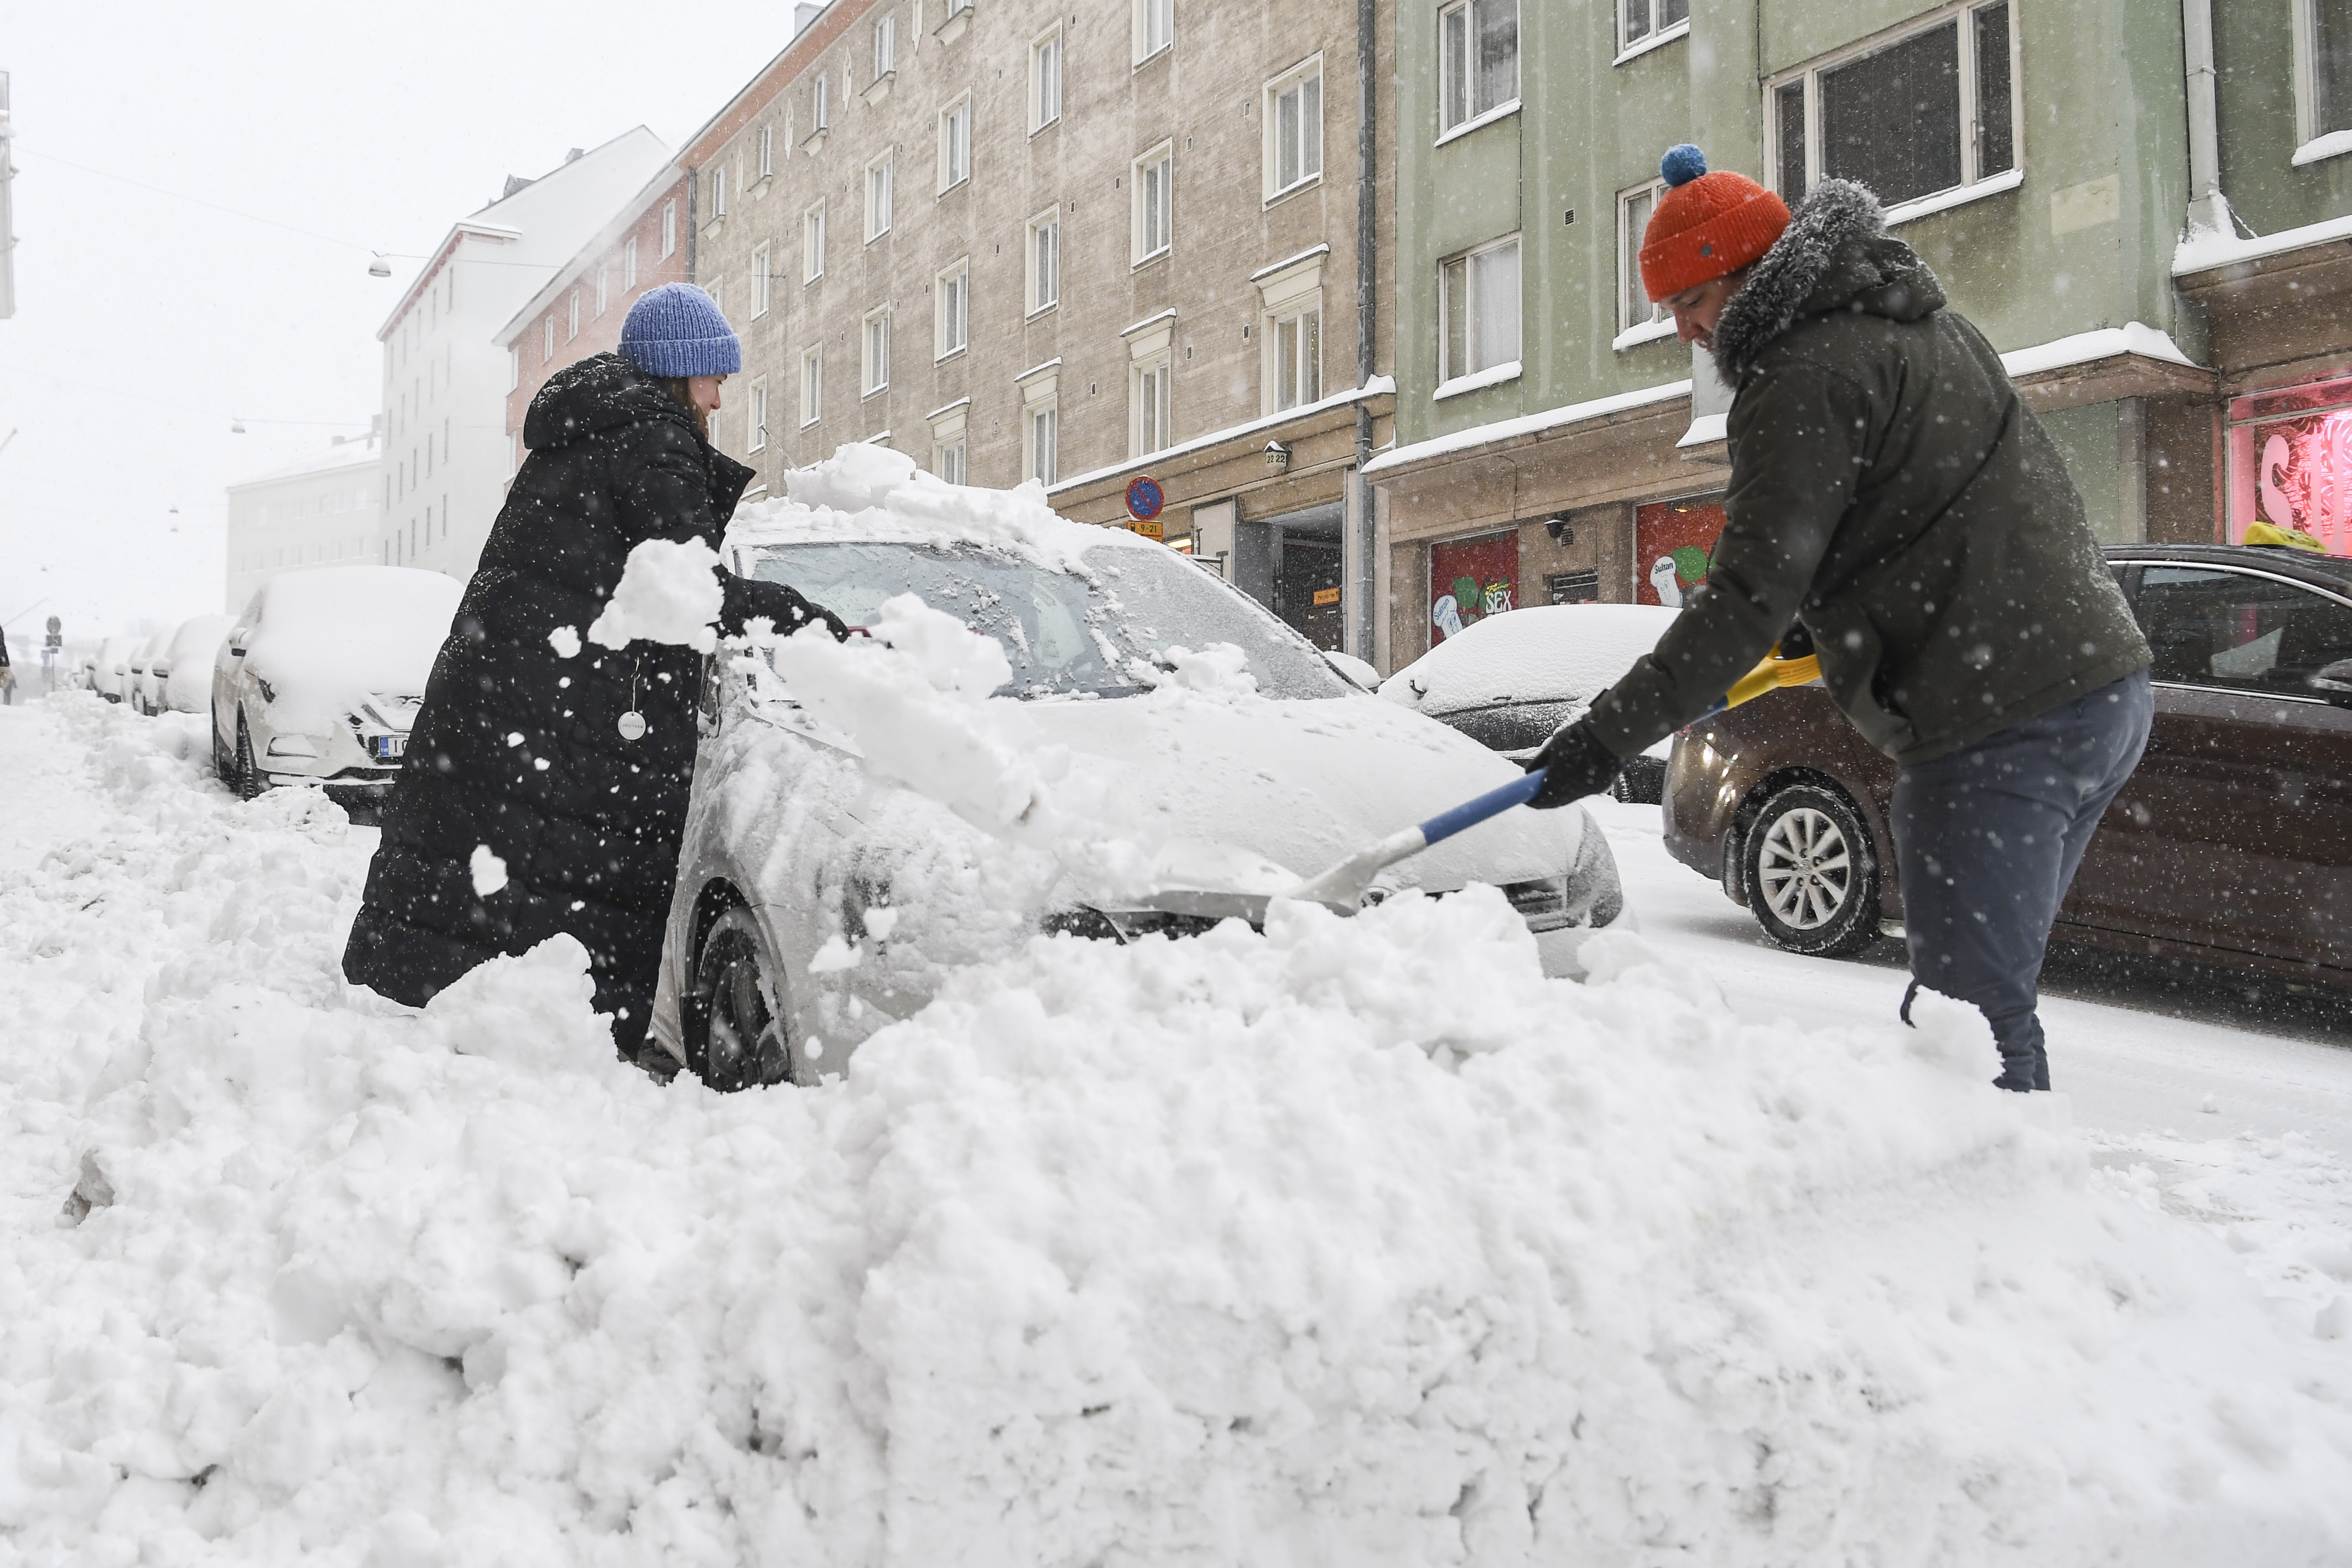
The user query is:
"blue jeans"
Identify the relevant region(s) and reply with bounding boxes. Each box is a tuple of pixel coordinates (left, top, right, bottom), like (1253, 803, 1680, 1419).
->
(1892, 672, 2153, 1090)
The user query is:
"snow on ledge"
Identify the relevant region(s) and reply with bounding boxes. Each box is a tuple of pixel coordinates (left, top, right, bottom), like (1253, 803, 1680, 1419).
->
(1043, 376, 1396, 498)
(2294, 128, 2352, 168)
(1883, 167, 2024, 229)
(1999, 322, 2199, 381)
(2176, 209, 2352, 276)
(1364, 379, 1691, 480)
(1433, 361, 1522, 401)
(1676, 413, 1727, 449)
(1611, 316, 1680, 352)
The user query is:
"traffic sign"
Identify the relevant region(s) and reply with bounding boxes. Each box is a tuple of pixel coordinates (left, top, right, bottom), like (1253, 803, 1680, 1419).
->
(1125, 474, 1164, 522)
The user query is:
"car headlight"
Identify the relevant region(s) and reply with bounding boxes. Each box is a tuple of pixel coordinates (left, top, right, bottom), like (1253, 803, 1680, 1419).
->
(1503, 817, 1623, 932)
(265, 734, 322, 759)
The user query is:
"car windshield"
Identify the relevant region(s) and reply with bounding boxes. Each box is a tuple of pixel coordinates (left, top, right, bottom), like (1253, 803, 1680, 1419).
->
(743, 540, 1350, 700)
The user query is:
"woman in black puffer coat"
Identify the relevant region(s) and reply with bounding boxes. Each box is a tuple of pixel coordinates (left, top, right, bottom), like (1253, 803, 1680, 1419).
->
(344, 285, 842, 1058)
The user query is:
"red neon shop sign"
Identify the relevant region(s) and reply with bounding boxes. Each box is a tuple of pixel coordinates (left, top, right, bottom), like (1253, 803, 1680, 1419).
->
(2228, 377, 2352, 556)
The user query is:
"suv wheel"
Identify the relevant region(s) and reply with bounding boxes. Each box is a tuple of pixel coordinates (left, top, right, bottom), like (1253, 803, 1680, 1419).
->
(233, 712, 263, 801)
(1744, 783, 1882, 957)
(685, 904, 794, 1092)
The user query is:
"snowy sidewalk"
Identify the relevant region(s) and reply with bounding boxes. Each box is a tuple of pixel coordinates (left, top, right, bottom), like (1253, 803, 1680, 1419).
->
(2, 694, 2349, 1565)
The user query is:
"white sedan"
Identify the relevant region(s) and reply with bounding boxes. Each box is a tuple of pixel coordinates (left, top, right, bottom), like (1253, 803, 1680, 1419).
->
(648, 477, 1627, 1091)
(155, 614, 237, 715)
(91, 635, 140, 704)
(211, 566, 462, 805)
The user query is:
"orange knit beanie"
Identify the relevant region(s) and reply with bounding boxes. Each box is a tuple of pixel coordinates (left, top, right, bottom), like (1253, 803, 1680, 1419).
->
(1638, 144, 1791, 301)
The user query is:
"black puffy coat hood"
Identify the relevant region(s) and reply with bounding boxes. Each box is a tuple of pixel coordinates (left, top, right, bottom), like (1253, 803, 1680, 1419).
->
(523, 352, 698, 451)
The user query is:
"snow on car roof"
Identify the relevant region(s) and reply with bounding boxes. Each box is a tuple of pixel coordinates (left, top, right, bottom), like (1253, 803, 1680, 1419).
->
(247, 565, 462, 713)
(1380, 603, 1680, 713)
(728, 443, 1161, 573)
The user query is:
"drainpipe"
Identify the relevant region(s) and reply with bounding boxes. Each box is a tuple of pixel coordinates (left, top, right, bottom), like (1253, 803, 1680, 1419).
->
(2182, 0, 2233, 236)
(1351, 0, 1378, 663)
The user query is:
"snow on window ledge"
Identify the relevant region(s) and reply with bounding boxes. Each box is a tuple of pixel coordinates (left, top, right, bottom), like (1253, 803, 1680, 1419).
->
(1434, 360, 1523, 401)
(1676, 413, 1727, 449)
(1611, 317, 1679, 352)
(1883, 166, 2025, 229)
(1613, 19, 1689, 67)
(1434, 99, 1521, 149)
(2292, 128, 2352, 168)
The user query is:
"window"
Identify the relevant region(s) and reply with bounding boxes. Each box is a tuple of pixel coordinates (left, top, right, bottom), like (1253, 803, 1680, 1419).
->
(1033, 26, 1063, 130)
(543, 314, 555, 362)
(937, 439, 967, 485)
(567, 289, 580, 341)
(749, 380, 769, 454)
(940, 96, 972, 190)
(1771, 2, 2015, 212)
(863, 308, 891, 395)
(707, 278, 726, 324)
(805, 202, 827, 282)
(759, 124, 776, 179)
(937, 259, 970, 358)
(2297, 0, 2352, 153)
(1620, 0, 1688, 55)
(662, 200, 677, 257)
(2137, 567, 2352, 697)
(867, 156, 894, 239)
(1272, 308, 1320, 409)
(800, 348, 823, 426)
(596, 267, 610, 317)
(1439, 0, 1518, 134)
(1132, 144, 1173, 262)
(1439, 236, 1520, 384)
(1617, 180, 1669, 336)
(1136, 0, 1174, 63)
(623, 235, 639, 288)
(1028, 402, 1059, 483)
(507, 346, 519, 391)
(1266, 59, 1324, 198)
(709, 409, 723, 451)
(753, 243, 773, 317)
(874, 11, 897, 77)
(1133, 358, 1172, 455)
(1027, 209, 1061, 314)
(813, 74, 831, 133)
(711, 164, 729, 220)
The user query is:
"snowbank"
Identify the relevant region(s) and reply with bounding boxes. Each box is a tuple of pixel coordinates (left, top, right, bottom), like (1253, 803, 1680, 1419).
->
(3, 695, 2350, 1565)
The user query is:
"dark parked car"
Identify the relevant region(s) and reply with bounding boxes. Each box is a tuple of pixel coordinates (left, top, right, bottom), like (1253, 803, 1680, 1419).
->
(1663, 544, 2352, 989)
(1380, 603, 1684, 803)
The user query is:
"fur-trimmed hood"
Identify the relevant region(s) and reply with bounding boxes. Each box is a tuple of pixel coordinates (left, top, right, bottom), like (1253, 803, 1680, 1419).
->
(1709, 179, 1946, 383)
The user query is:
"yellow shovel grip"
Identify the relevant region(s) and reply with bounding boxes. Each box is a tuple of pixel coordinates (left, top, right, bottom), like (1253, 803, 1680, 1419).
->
(1720, 652, 1823, 711)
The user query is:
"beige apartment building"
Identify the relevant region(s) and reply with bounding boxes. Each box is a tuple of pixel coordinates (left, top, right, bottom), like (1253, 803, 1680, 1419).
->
(683, 0, 1394, 655)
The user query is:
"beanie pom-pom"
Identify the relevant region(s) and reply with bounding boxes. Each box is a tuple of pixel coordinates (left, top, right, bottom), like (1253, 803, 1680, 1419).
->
(1659, 143, 1708, 186)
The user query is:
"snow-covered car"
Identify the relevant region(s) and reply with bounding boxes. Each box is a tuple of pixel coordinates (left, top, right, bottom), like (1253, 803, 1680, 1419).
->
(649, 459, 1628, 1090)
(1378, 603, 1683, 803)
(155, 614, 237, 715)
(91, 635, 139, 704)
(211, 566, 463, 805)
(126, 629, 172, 716)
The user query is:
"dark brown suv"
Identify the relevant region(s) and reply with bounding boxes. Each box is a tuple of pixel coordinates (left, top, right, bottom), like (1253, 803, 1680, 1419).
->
(1662, 545, 2352, 989)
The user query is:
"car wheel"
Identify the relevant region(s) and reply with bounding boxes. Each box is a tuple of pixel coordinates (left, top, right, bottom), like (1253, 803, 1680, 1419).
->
(685, 905, 794, 1092)
(233, 712, 263, 801)
(1744, 783, 1882, 957)
(212, 703, 234, 782)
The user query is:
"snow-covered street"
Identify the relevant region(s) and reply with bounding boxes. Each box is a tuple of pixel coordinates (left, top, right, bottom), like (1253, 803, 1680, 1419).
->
(4, 693, 2350, 1565)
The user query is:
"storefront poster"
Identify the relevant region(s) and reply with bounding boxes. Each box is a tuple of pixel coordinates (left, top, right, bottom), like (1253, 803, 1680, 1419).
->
(2229, 382, 2352, 556)
(1428, 533, 1518, 643)
(1634, 499, 1726, 606)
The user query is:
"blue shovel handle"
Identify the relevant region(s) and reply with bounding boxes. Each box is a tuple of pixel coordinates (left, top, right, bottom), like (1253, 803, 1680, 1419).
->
(1416, 768, 1546, 848)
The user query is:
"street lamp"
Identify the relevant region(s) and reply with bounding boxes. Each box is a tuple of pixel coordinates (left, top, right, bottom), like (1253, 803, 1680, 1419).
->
(368, 253, 392, 278)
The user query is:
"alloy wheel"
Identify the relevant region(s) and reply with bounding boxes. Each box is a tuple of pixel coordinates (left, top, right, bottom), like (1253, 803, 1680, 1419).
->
(1756, 806, 1852, 930)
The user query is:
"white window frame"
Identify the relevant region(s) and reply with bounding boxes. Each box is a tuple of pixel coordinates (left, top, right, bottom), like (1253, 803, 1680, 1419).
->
(936, 257, 970, 360)
(1437, 0, 1521, 141)
(1135, 0, 1174, 65)
(1027, 400, 1059, 484)
(567, 289, 580, 341)
(710, 164, 729, 220)
(804, 201, 828, 282)
(662, 200, 677, 257)
(813, 74, 831, 133)
(595, 265, 610, 317)
(800, 347, 823, 427)
(748, 379, 769, 454)
(543, 314, 555, 362)
(1765, 1, 2022, 224)
(1026, 207, 1061, 316)
(867, 153, 894, 240)
(936, 438, 967, 485)
(874, 11, 897, 78)
(1263, 55, 1325, 202)
(1616, 0, 1689, 63)
(939, 95, 973, 191)
(1032, 24, 1064, 132)
(1268, 305, 1321, 411)
(1132, 355, 1173, 457)
(507, 346, 519, 392)
(623, 234, 639, 288)
(760, 123, 776, 179)
(752, 242, 773, 318)
(1436, 233, 1522, 390)
(1132, 143, 1174, 264)
(863, 306, 892, 397)
(706, 277, 726, 325)
(1614, 179, 1675, 346)
(2293, 0, 2352, 164)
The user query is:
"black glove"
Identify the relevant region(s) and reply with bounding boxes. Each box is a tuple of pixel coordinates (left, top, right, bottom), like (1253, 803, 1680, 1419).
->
(1522, 717, 1622, 809)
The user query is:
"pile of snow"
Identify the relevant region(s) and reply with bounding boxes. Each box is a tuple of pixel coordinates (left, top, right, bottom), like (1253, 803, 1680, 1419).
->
(588, 538, 726, 654)
(240, 566, 462, 731)
(3, 694, 2350, 1563)
(1381, 603, 1680, 716)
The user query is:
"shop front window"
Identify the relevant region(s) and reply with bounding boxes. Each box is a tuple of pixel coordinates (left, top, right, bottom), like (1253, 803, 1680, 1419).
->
(2228, 377, 2352, 556)
(1428, 532, 1519, 643)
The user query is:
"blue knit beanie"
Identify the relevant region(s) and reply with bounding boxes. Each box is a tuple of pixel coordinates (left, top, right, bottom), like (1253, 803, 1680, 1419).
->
(619, 283, 741, 377)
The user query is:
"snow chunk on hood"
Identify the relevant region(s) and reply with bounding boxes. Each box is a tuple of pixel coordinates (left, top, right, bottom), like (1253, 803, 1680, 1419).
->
(589, 538, 724, 653)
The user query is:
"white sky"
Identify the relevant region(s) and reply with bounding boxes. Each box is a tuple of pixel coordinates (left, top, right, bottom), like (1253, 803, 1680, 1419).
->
(0, 0, 795, 648)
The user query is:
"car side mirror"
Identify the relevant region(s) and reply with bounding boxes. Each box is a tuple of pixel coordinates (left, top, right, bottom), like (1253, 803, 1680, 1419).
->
(229, 631, 249, 657)
(2309, 657, 2352, 700)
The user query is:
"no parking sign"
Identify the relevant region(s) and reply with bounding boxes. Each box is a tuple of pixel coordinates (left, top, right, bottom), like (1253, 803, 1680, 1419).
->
(1125, 475, 1165, 539)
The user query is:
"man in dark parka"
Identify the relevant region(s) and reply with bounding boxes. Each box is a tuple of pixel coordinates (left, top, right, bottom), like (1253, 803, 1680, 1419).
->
(343, 284, 842, 1057)
(1523, 147, 2153, 1093)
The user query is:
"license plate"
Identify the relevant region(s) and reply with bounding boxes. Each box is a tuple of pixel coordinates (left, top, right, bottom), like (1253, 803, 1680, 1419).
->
(372, 734, 407, 760)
